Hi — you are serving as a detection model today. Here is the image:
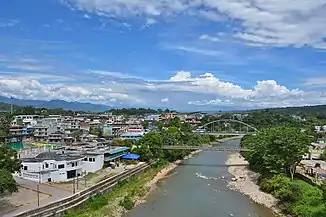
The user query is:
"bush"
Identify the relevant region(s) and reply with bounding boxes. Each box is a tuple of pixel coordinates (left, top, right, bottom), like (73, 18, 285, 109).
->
(119, 195, 135, 210)
(259, 175, 325, 216)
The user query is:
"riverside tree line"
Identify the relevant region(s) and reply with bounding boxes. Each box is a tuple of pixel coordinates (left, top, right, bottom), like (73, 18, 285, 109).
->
(241, 125, 326, 217)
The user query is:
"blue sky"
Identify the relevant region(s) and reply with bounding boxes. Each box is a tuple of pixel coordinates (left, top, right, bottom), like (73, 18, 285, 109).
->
(1, 0, 326, 111)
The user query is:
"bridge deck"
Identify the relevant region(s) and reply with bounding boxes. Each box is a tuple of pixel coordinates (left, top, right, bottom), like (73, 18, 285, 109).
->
(162, 146, 250, 152)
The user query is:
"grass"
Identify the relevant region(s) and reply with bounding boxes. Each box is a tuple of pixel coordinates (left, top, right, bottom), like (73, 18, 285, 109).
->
(64, 165, 163, 217)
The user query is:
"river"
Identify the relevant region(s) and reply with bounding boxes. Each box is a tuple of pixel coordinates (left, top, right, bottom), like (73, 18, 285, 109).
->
(124, 139, 277, 217)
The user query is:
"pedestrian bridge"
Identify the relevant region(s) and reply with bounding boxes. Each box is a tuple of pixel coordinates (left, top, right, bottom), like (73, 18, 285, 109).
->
(162, 146, 251, 152)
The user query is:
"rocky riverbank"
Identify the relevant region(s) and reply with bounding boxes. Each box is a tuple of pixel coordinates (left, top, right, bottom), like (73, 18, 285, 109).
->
(226, 153, 284, 216)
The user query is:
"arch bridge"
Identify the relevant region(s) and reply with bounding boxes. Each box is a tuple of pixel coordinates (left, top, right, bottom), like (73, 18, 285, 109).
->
(195, 119, 258, 136)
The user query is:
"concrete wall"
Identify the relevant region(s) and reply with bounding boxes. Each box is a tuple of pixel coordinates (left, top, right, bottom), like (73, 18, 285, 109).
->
(82, 154, 104, 173)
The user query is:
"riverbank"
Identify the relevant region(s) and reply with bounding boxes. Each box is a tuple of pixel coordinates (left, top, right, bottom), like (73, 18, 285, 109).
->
(64, 150, 202, 217)
(226, 153, 284, 216)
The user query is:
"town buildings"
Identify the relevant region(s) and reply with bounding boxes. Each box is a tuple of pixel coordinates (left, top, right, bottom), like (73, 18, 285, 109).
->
(19, 145, 130, 183)
(8, 111, 206, 145)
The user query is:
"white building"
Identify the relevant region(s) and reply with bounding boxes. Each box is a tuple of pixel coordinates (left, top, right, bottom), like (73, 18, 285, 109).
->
(82, 153, 104, 173)
(20, 152, 84, 183)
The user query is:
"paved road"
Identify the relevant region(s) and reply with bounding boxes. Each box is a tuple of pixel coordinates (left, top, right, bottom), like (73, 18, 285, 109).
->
(2, 178, 72, 217)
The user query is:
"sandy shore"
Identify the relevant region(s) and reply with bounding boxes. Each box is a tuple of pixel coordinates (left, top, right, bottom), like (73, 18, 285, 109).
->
(226, 153, 284, 216)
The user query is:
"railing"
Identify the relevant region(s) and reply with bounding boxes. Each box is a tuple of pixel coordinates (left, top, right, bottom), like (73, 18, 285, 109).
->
(14, 161, 154, 217)
(161, 146, 251, 152)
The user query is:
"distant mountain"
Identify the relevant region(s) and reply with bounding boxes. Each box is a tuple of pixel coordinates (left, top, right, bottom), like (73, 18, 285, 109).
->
(0, 96, 110, 112)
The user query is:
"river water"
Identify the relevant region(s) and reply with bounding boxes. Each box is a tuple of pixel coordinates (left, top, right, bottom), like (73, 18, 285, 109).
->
(125, 139, 276, 217)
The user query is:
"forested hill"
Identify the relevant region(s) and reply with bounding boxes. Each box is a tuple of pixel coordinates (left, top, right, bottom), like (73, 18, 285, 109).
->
(262, 105, 326, 115)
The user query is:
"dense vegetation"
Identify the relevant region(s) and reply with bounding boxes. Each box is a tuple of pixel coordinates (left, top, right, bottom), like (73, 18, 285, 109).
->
(108, 108, 176, 116)
(241, 126, 326, 216)
(125, 117, 216, 162)
(267, 105, 326, 118)
(0, 146, 20, 197)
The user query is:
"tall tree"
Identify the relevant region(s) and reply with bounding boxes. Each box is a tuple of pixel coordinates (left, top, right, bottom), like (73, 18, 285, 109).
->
(0, 147, 20, 197)
(137, 132, 163, 159)
(242, 126, 310, 179)
(0, 114, 12, 144)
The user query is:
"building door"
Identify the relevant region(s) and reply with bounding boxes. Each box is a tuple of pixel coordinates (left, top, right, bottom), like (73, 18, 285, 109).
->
(67, 170, 76, 179)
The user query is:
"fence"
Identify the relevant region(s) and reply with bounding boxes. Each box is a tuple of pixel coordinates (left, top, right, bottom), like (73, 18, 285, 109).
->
(14, 161, 154, 217)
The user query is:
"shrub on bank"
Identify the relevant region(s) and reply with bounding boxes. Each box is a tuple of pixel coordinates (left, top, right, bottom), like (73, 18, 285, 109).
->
(119, 195, 135, 210)
(259, 175, 326, 217)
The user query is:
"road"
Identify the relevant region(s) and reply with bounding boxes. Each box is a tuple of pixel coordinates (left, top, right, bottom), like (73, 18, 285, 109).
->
(2, 178, 71, 217)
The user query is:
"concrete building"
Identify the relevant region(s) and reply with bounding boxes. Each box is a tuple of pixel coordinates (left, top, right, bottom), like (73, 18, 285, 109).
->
(120, 131, 145, 140)
(20, 152, 84, 183)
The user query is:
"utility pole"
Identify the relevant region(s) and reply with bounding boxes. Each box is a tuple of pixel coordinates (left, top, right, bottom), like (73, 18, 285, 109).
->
(76, 173, 79, 190)
(84, 170, 87, 188)
(37, 166, 41, 207)
(37, 184, 40, 206)
(72, 177, 76, 194)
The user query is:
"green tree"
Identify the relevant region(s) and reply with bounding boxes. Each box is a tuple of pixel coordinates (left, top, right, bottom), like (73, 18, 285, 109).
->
(133, 145, 153, 162)
(243, 126, 310, 179)
(90, 127, 101, 137)
(142, 121, 149, 130)
(72, 130, 83, 142)
(0, 147, 20, 197)
(0, 146, 21, 173)
(167, 117, 181, 128)
(138, 132, 163, 159)
(0, 114, 12, 144)
(0, 169, 18, 197)
(123, 139, 134, 148)
(111, 138, 124, 146)
(320, 181, 326, 201)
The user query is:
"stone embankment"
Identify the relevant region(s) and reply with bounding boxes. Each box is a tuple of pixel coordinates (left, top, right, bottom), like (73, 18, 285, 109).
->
(226, 153, 284, 216)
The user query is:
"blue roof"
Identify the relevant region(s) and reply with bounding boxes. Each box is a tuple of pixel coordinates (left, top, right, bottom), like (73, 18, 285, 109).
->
(122, 153, 140, 160)
(109, 147, 129, 155)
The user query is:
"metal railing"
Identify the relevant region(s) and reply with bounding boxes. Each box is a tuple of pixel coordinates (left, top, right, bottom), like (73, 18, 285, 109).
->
(161, 146, 251, 152)
(14, 161, 154, 217)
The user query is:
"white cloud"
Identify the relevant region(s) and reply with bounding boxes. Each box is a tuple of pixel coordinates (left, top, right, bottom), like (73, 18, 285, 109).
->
(0, 69, 325, 109)
(61, 0, 326, 49)
(199, 34, 221, 42)
(172, 46, 222, 56)
(161, 98, 169, 103)
(303, 77, 326, 87)
(146, 18, 157, 26)
(84, 14, 91, 19)
(0, 19, 19, 28)
(6, 64, 53, 72)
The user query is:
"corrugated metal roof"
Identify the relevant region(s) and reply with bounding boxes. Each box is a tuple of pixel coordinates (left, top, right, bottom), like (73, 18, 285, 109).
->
(109, 147, 129, 155)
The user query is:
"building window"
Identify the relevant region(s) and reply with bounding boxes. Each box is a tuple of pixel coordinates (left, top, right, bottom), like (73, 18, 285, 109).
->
(45, 163, 49, 168)
(92, 158, 95, 162)
(83, 158, 88, 161)
(58, 164, 65, 169)
(89, 158, 93, 162)
(24, 166, 28, 170)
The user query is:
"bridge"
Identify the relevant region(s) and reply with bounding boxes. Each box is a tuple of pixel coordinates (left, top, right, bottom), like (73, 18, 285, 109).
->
(162, 146, 251, 152)
(195, 119, 258, 136)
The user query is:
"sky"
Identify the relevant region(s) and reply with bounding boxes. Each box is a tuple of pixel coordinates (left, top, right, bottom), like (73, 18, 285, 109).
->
(1, 0, 326, 111)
